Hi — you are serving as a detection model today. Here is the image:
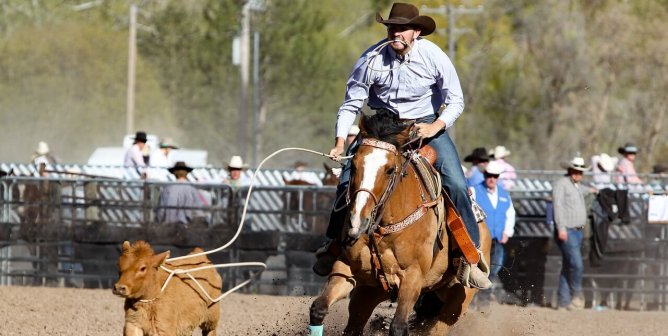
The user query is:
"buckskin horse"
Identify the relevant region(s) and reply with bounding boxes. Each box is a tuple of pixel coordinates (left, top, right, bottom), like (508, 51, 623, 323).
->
(308, 113, 491, 335)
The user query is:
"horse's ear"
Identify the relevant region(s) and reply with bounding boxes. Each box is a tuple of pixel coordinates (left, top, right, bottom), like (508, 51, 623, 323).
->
(323, 162, 332, 172)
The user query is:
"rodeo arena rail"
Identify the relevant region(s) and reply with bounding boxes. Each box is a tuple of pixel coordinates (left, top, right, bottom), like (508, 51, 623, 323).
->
(2, 163, 668, 311)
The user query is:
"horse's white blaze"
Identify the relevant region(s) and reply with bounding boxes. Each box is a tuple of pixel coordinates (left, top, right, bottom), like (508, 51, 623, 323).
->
(349, 148, 388, 236)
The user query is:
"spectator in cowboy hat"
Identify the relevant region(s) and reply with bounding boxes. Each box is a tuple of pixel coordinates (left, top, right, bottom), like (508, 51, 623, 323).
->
(591, 153, 616, 184)
(553, 154, 596, 311)
(151, 137, 179, 168)
(464, 147, 490, 187)
(491, 145, 517, 190)
(615, 142, 642, 184)
(471, 160, 516, 293)
(31, 141, 58, 166)
(124, 131, 148, 178)
(155, 161, 207, 226)
(223, 155, 250, 189)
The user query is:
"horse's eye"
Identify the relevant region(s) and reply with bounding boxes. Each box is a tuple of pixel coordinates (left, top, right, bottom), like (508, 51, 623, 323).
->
(387, 167, 395, 175)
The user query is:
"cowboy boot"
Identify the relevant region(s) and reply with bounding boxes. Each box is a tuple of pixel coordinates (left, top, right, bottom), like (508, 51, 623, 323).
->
(312, 239, 342, 276)
(456, 249, 493, 290)
(313, 202, 348, 276)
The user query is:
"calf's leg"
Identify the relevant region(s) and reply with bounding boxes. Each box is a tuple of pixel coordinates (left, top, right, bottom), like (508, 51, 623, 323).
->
(123, 323, 143, 336)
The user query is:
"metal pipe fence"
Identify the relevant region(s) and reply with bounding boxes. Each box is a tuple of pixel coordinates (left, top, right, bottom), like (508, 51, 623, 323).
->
(0, 174, 666, 310)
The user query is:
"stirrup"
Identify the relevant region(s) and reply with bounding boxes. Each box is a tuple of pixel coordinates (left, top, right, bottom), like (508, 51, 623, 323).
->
(456, 250, 492, 289)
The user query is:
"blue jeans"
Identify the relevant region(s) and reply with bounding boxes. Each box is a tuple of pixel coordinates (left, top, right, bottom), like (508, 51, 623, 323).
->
(490, 239, 504, 279)
(556, 228, 584, 307)
(327, 114, 480, 249)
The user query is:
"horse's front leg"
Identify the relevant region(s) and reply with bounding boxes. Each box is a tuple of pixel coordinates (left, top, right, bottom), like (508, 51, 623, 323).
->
(309, 262, 355, 336)
(343, 285, 389, 335)
(390, 268, 423, 336)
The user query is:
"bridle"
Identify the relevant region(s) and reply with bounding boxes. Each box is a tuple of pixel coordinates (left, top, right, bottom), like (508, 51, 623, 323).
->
(348, 136, 441, 292)
(347, 138, 409, 236)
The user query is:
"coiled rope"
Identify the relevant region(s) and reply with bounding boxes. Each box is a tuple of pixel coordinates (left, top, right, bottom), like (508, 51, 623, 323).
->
(144, 147, 353, 303)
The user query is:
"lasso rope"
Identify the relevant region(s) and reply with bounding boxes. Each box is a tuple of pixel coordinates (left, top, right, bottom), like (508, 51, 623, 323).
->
(365, 39, 412, 77)
(146, 147, 353, 303)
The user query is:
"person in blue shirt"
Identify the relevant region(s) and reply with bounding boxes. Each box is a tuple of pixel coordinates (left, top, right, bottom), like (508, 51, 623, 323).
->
(464, 147, 490, 187)
(314, 2, 491, 289)
(471, 161, 516, 286)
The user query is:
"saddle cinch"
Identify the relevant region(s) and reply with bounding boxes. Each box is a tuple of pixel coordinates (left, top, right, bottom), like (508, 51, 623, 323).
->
(409, 145, 481, 266)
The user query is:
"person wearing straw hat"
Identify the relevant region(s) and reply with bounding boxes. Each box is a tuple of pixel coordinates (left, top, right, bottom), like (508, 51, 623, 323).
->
(491, 145, 517, 190)
(318, 3, 491, 290)
(615, 142, 642, 184)
(223, 155, 250, 189)
(151, 137, 179, 168)
(155, 161, 206, 226)
(591, 153, 616, 184)
(31, 141, 58, 166)
(552, 154, 595, 311)
(471, 161, 516, 291)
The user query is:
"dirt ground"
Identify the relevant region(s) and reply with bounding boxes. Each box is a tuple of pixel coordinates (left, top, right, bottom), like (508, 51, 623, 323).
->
(0, 286, 666, 335)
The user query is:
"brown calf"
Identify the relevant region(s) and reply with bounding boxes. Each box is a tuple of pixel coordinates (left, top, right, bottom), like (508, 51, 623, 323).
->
(113, 241, 222, 336)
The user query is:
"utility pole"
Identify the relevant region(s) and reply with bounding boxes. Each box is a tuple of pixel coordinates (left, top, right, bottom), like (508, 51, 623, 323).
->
(238, 3, 251, 159)
(420, 4, 483, 142)
(234, 0, 265, 165)
(252, 31, 261, 166)
(126, 4, 137, 135)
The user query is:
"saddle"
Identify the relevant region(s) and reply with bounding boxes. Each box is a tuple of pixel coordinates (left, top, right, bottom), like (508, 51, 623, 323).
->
(415, 145, 480, 265)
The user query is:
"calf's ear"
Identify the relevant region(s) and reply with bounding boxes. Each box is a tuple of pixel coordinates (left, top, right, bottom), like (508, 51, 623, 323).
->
(153, 251, 171, 267)
(122, 241, 131, 252)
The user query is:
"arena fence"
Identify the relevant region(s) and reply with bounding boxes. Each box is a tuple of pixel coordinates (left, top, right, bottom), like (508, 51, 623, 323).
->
(1, 168, 668, 311)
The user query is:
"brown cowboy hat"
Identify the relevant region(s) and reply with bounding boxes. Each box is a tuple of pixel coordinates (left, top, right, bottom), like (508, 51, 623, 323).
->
(168, 161, 193, 174)
(376, 3, 436, 36)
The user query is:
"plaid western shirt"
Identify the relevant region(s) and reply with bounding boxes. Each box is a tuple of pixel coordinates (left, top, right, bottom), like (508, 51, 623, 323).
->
(552, 176, 588, 231)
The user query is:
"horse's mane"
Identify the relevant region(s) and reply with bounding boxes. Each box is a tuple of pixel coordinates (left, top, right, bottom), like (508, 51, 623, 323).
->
(360, 112, 410, 147)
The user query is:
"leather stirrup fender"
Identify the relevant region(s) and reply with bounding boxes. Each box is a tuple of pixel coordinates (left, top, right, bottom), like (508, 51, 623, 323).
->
(443, 191, 480, 265)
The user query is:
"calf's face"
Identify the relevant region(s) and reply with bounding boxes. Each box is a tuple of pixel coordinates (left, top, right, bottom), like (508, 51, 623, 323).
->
(113, 241, 170, 299)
